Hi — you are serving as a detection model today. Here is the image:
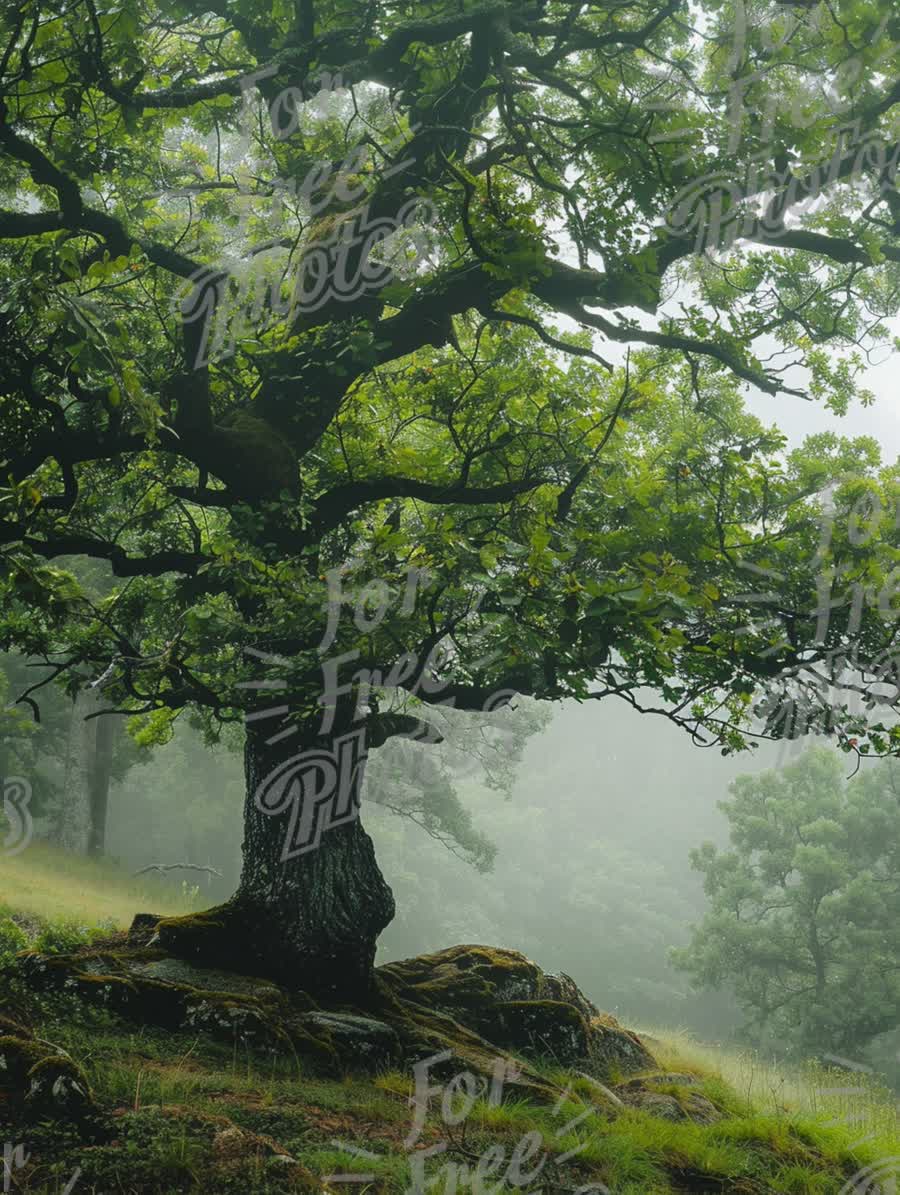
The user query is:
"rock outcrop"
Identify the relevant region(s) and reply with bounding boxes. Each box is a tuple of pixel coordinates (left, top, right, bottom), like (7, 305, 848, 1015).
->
(13, 930, 655, 1090)
(377, 944, 655, 1076)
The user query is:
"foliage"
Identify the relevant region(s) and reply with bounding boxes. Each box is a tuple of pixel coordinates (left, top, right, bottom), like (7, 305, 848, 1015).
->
(673, 747, 900, 1056)
(0, 0, 899, 770)
(364, 696, 550, 869)
(0, 913, 28, 964)
(1, 654, 63, 826)
(2, 637, 155, 837)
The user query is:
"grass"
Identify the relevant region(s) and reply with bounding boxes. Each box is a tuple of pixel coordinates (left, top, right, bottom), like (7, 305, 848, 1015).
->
(0, 852, 897, 1194)
(0, 840, 201, 929)
(638, 1026, 899, 1149)
(4, 976, 898, 1195)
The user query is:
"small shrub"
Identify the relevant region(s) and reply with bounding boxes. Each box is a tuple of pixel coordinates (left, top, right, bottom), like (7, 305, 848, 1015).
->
(0, 915, 28, 964)
(33, 920, 98, 955)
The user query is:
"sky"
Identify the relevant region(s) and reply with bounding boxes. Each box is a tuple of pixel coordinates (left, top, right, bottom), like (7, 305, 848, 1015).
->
(743, 337, 900, 460)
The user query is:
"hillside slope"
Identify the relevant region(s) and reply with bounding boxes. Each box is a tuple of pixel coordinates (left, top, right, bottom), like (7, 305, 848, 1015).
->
(0, 853, 897, 1195)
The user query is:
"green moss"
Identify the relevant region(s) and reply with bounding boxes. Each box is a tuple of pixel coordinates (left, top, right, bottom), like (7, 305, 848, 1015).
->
(379, 944, 539, 1004)
(27, 1052, 84, 1083)
(0, 1032, 49, 1072)
(155, 900, 306, 989)
(486, 999, 591, 1063)
(499, 998, 585, 1020)
(156, 905, 230, 947)
(0, 1029, 95, 1123)
(376, 946, 652, 1079)
(72, 971, 138, 990)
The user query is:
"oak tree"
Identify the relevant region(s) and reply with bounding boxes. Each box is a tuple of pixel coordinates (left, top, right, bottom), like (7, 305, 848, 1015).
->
(2, 0, 900, 996)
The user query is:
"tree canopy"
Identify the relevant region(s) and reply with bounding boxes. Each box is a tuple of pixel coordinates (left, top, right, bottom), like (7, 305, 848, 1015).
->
(3, 0, 900, 988)
(2, 0, 900, 744)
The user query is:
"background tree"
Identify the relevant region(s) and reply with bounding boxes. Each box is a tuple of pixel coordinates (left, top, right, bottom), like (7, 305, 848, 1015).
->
(2, 0, 900, 997)
(1, 552, 151, 856)
(673, 747, 900, 1057)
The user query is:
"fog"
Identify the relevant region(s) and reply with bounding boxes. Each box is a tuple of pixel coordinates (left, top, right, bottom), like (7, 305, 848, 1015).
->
(91, 696, 790, 1024)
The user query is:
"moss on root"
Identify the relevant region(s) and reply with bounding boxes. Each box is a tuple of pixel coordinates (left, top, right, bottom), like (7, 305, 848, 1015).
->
(0, 1027, 95, 1124)
(153, 901, 327, 996)
(10, 941, 656, 1091)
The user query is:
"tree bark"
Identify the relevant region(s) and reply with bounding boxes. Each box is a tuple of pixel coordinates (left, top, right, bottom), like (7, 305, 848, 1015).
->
(159, 720, 396, 1003)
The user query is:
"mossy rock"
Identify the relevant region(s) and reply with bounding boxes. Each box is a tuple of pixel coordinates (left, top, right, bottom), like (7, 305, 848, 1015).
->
(619, 1087, 722, 1124)
(295, 1012, 401, 1069)
(15, 949, 290, 1044)
(19, 950, 194, 1026)
(479, 999, 592, 1061)
(615, 1073, 722, 1124)
(584, 1016, 654, 1076)
(0, 1030, 94, 1123)
(619, 1071, 701, 1089)
(369, 978, 560, 1101)
(131, 958, 286, 1004)
(377, 945, 654, 1077)
(183, 997, 289, 1050)
(377, 944, 601, 1025)
(377, 944, 588, 1013)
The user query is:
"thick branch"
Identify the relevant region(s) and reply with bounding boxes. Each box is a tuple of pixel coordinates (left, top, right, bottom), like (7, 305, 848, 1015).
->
(313, 474, 548, 531)
(12, 532, 206, 576)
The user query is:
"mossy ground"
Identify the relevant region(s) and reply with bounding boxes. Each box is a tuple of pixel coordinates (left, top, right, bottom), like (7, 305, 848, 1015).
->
(2, 946, 897, 1194)
(0, 862, 897, 1195)
(3, 995, 898, 1194)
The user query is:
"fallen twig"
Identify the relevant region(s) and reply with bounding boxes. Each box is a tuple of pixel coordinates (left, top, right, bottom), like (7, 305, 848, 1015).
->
(134, 863, 223, 878)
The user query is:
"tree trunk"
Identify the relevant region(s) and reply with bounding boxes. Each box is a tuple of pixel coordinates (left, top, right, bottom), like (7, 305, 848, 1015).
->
(56, 689, 94, 853)
(57, 688, 115, 857)
(158, 720, 395, 1003)
(87, 707, 114, 857)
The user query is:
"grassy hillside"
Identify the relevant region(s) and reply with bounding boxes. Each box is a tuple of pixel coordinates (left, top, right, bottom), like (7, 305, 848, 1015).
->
(0, 850, 897, 1195)
(640, 1029, 899, 1147)
(0, 841, 205, 928)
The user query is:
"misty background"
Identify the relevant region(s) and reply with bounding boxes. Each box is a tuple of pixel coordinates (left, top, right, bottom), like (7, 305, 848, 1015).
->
(66, 685, 896, 1079)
